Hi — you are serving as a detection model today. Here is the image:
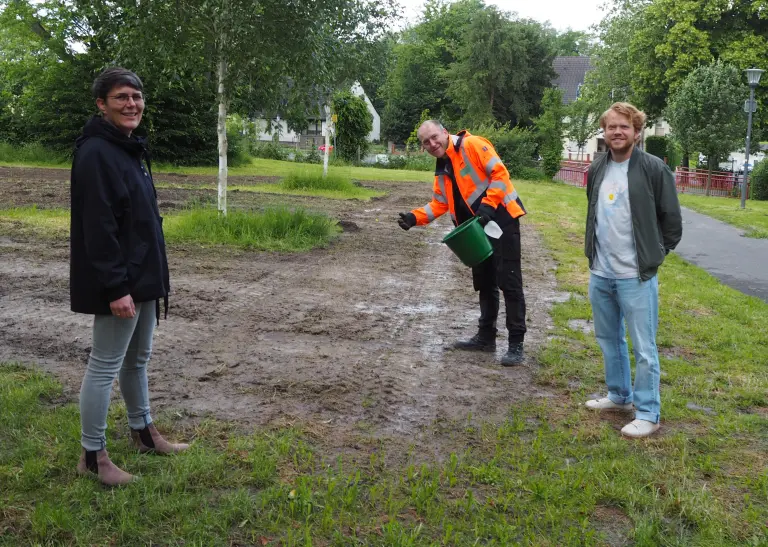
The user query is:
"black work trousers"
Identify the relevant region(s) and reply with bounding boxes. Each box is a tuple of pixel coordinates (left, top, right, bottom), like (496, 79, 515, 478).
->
(470, 225, 526, 344)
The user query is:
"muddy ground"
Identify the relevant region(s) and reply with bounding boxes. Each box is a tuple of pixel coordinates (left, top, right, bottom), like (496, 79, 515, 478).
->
(0, 166, 566, 461)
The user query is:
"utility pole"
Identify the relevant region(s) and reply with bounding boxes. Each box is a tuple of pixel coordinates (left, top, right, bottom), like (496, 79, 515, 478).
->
(741, 68, 763, 209)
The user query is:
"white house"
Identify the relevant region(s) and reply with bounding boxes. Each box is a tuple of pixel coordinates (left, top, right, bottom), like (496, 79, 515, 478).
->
(254, 82, 380, 147)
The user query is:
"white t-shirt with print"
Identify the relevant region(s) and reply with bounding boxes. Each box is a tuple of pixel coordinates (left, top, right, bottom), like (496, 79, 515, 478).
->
(591, 159, 638, 279)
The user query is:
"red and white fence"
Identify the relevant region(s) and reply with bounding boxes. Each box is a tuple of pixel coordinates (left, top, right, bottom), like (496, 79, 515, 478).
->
(553, 161, 590, 187)
(553, 160, 749, 200)
(674, 167, 747, 198)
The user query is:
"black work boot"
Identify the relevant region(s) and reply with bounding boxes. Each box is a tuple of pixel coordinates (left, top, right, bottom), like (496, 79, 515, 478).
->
(501, 341, 524, 366)
(452, 331, 496, 352)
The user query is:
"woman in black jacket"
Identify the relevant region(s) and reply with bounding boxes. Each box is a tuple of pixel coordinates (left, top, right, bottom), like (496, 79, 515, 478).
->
(71, 67, 188, 486)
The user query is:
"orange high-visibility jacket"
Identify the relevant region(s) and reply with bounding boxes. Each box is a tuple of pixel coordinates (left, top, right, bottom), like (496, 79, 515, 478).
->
(411, 130, 526, 227)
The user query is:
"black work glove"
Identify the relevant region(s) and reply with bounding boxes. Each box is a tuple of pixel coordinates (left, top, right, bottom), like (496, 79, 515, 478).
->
(475, 204, 496, 227)
(398, 212, 417, 231)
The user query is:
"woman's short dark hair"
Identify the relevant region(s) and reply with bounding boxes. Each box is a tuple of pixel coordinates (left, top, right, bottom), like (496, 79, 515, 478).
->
(92, 67, 143, 99)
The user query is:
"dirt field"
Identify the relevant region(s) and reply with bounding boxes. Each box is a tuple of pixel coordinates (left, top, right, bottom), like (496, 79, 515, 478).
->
(0, 166, 566, 460)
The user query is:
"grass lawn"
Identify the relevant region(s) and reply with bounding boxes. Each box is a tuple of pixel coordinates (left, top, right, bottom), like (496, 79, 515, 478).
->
(157, 158, 433, 183)
(678, 194, 768, 238)
(1, 181, 766, 545)
(0, 207, 341, 252)
(1, 157, 433, 183)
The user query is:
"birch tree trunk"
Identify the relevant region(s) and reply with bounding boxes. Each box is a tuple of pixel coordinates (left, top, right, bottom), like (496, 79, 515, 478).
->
(217, 49, 229, 215)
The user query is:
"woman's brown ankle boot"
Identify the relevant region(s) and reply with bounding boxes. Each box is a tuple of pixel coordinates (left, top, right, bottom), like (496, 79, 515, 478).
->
(76, 448, 135, 486)
(131, 423, 189, 454)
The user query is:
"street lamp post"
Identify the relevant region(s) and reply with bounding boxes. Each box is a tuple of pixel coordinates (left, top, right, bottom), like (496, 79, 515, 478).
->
(741, 68, 763, 209)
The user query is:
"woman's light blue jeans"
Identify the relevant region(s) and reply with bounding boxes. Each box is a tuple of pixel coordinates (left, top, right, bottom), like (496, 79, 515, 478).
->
(79, 301, 155, 451)
(588, 273, 661, 423)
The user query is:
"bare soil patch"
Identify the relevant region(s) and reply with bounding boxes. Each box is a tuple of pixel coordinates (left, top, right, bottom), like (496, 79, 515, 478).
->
(0, 167, 566, 461)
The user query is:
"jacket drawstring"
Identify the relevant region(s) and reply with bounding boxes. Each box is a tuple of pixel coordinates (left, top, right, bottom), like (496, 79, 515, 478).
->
(155, 296, 170, 326)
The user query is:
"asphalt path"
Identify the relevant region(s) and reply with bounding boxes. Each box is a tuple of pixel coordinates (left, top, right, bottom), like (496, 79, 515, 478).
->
(674, 206, 768, 302)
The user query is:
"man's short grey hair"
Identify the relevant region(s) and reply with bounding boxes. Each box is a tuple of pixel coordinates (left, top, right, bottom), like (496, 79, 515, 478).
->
(421, 119, 444, 131)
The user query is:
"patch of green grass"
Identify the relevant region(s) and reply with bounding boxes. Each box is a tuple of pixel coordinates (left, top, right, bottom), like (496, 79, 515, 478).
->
(155, 170, 384, 201)
(156, 157, 433, 183)
(0, 142, 69, 167)
(0, 207, 340, 251)
(282, 171, 355, 192)
(164, 208, 340, 251)
(678, 194, 768, 238)
(2, 361, 766, 545)
(0, 206, 69, 240)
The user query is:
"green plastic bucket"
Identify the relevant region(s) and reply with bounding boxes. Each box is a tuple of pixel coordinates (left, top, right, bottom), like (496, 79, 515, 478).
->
(442, 216, 493, 267)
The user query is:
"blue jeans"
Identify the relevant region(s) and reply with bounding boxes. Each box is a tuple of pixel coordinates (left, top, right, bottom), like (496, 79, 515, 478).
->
(588, 273, 661, 423)
(79, 302, 156, 451)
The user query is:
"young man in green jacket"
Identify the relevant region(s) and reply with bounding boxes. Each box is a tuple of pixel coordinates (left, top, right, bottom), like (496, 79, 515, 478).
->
(583, 102, 682, 438)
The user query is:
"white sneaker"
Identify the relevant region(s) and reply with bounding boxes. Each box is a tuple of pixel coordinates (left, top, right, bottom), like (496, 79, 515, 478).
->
(621, 419, 660, 438)
(585, 397, 633, 411)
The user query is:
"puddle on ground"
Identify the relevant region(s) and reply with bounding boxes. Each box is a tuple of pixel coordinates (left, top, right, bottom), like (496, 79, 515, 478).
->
(567, 318, 593, 334)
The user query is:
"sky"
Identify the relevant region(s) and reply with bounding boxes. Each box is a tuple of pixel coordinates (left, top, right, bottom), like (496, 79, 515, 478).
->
(399, 0, 609, 33)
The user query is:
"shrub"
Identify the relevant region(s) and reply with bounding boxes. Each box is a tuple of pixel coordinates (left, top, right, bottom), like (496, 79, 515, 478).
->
(383, 155, 407, 169)
(515, 166, 547, 181)
(251, 142, 287, 161)
(372, 154, 433, 171)
(666, 140, 682, 169)
(226, 129, 250, 167)
(750, 159, 768, 201)
(332, 91, 373, 163)
(645, 136, 668, 162)
(403, 154, 434, 171)
(470, 124, 538, 177)
(305, 149, 322, 164)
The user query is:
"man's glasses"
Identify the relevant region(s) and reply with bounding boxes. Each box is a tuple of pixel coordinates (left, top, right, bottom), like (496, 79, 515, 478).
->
(108, 93, 145, 105)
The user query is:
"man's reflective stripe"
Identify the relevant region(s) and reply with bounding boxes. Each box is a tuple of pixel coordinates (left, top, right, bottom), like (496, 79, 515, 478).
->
(485, 156, 500, 177)
(423, 203, 436, 221)
(467, 180, 489, 205)
(459, 144, 485, 186)
(436, 175, 448, 202)
(433, 191, 447, 204)
(488, 180, 507, 192)
(503, 190, 520, 206)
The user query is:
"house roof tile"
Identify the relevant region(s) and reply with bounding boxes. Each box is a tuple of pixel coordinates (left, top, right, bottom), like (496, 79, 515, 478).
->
(552, 56, 594, 104)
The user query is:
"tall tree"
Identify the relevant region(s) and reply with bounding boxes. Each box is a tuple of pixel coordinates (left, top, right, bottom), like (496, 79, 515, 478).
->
(665, 61, 746, 195)
(380, 0, 485, 142)
(566, 98, 600, 161)
(551, 29, 593, 56)
(591, 0, 767, 130)
(444, 9, 555, 128)
(381, 36, 444, 142)
(586, 0, 649, 115)
(78, 0, 391, 214)
(535, 88, 565, 178)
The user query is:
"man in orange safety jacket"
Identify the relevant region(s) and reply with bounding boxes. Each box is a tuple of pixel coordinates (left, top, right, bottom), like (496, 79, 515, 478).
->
(397, 120, 527, 366)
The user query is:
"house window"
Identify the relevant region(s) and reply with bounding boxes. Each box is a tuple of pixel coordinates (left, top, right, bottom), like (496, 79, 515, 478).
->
(305, 120, 322, 135)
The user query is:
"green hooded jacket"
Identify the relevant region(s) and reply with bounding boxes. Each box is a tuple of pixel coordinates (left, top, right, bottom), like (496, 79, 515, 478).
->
(584, 147, 683, 281)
